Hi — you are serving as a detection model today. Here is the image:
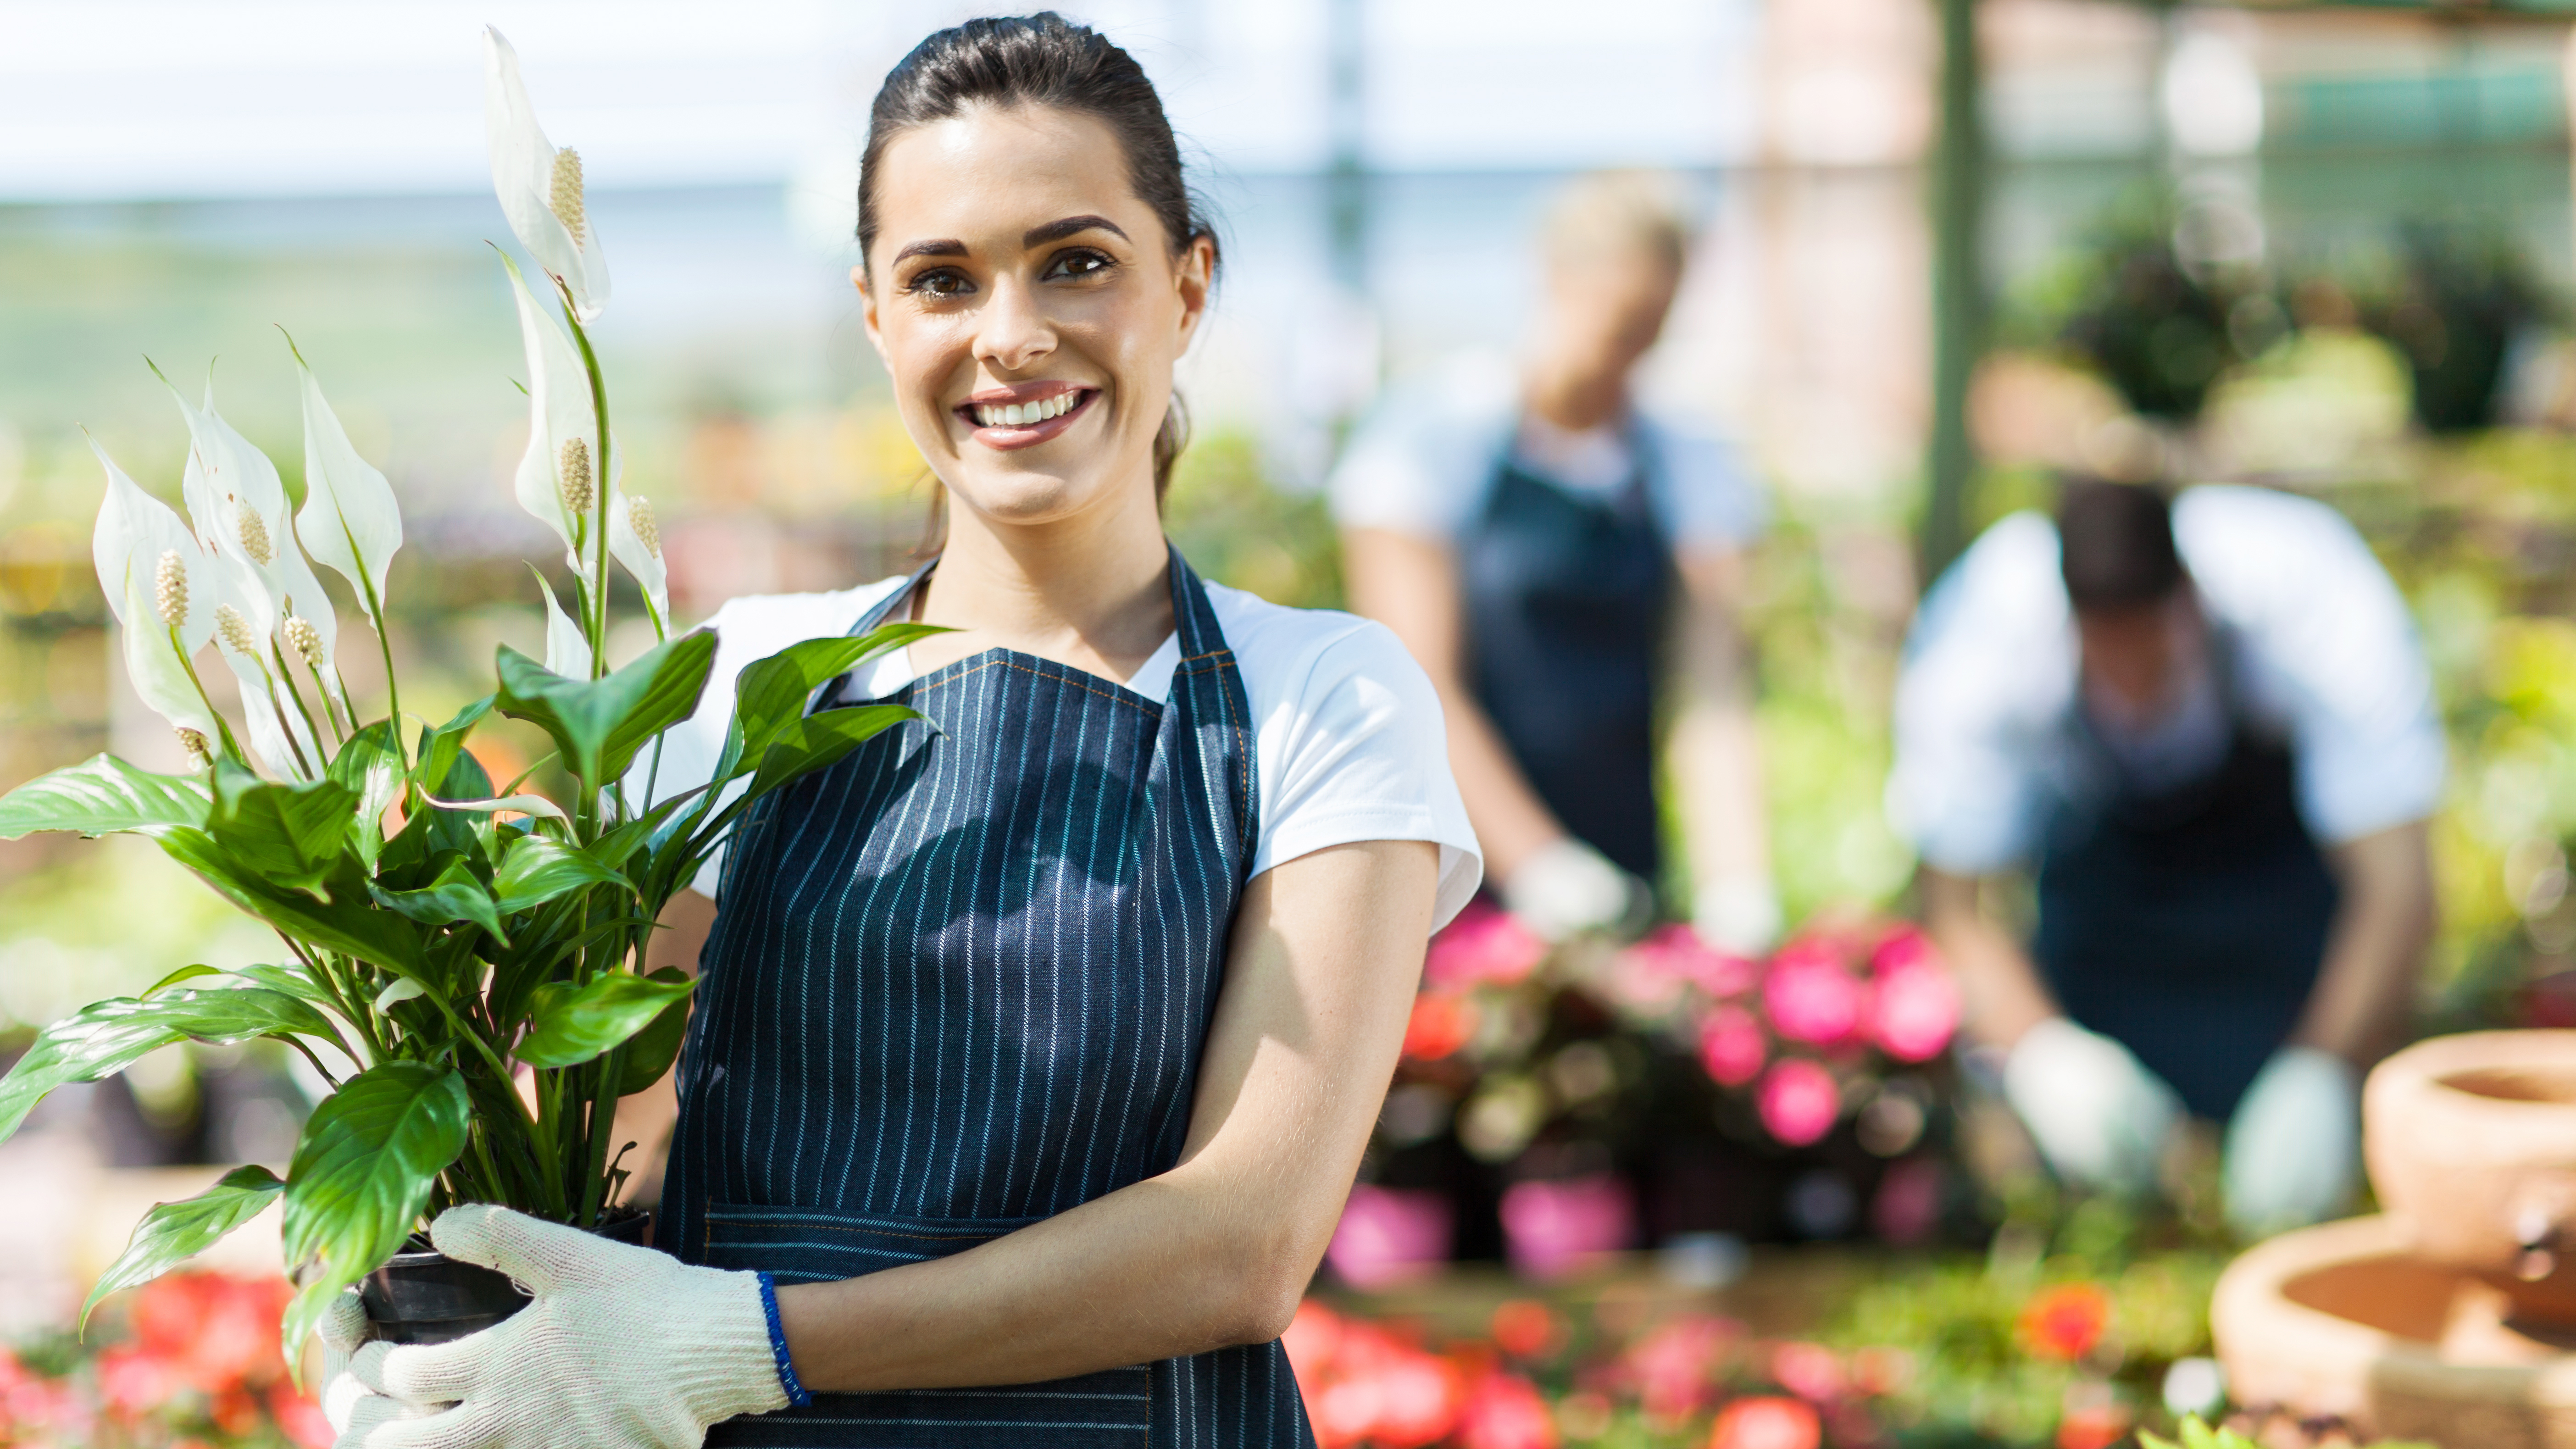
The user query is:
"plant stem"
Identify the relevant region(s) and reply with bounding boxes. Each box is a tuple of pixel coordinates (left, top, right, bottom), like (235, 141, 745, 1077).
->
(558, 281, 613, 683)
(579, 1042, 626, 1227)
(270, 641, 331, 768)
(354, 568, 402, 764)
(172, 627, 245, 764)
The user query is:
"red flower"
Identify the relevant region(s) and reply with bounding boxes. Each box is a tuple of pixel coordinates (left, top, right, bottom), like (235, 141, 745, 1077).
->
(1488, 1300, 1560, 1359)
(1304, 1323, 1462, 1449)
(1623, 1315, 1737, 1421)
(1761, 945, 1865, 1046)
(1697, 1006, 1769, 1087)
(1401, 992, 1479, 1062)
(1756, 1060, 1842, 1147)
(2019, 1283, 2113, 1363)
(1283, 1300, 1345, 1385)
(1425, 902, 1547, 990)
(94, 1344, 181, 1418)
(1708, 1396, 1821, 1449)
(2056, 1403, 2131, 1449)
(1457, 1371, 1560, 1449)
(270, 1382, 337, 1449)
(1848, 1346, 1915, 1397)
(1769, 1342, 1845, 1403)
(1866, 959, 1960, 1063)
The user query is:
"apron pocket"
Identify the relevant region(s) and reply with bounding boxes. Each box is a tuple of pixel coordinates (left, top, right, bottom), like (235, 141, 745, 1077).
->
(701, 1203, 1153, 1449)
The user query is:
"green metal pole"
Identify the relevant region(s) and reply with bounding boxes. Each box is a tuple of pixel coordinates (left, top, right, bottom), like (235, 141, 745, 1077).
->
(1922, 0, 1986, 590)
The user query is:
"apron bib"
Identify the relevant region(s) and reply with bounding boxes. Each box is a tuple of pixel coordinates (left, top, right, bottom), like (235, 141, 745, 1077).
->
(2032, 635, 2338, 1120)
(663, 547, 1307, 1449)
(1458, 439, 1674, 885)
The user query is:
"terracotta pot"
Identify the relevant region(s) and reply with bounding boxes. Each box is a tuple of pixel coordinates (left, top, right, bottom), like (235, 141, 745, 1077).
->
(2212, 1214, 2576, 1448)
(2366, 1031, 2576, 1320)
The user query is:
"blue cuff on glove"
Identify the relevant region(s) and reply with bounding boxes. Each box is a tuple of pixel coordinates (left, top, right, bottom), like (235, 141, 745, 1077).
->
(756, 1271, 813, 1408)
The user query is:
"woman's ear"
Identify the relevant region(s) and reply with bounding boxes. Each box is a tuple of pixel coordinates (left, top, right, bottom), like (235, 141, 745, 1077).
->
(855, 262, 891, 366)
(1173, 236, 1214, 350)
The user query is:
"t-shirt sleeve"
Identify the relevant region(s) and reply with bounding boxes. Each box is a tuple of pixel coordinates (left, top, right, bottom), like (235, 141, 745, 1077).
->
(1249, 617, 1484, 930)
(1644, 414, 1769, 550)
(2181, 489, 2445, 845)
(1326, 366, 1513, 542)
(1885, 514, 2070, 875)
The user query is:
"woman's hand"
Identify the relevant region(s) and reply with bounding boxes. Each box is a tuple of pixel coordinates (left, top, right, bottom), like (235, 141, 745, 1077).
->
(335, 1205, 788, 1449)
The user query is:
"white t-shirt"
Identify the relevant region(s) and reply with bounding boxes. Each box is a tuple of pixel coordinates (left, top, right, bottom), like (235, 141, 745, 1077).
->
(631, 574, 1484, 931)
(1888, 485, 2445, 876)
(1327, 355, 1768, 549)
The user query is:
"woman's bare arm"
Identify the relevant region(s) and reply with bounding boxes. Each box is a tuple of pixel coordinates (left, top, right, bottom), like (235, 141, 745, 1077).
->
(773, 837, 1438, 1390)
(1342, 526, 1562, 881)
(607, 889, 719, 1209)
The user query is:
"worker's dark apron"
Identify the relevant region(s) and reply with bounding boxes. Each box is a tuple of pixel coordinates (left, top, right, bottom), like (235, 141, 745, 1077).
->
(2032, 637, 2338, 1120)
(1457, 431, 1673, 886)
(663, 547, 1306, 1448)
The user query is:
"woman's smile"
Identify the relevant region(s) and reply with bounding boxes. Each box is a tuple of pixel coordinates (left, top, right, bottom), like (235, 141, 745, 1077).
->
(955, 381, 1100, 450)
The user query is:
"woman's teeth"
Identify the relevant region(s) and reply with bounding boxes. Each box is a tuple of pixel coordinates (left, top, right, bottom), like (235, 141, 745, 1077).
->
(974, 392, 1079, 428)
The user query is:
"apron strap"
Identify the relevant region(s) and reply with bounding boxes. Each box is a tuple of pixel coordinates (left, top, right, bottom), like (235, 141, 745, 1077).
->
(1162, 543, 1261, 879)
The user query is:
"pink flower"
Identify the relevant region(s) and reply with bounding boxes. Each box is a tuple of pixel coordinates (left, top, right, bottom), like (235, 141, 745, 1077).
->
(1368, 1351, 1466, 1449)
(1709, 1396, 1822, 1449)
(1499, 1174, 1633, 1282)
(1769, 1343, 1845, 1402)
(1621, 926, 1758, 1005)
(1757, 1060, 1842, 1147)
(269, 1383, 335, 1449)
(1867, 925, 1938, 977)
(1425, 901, 1547, 990)
(1457, 1371, 1560, 1449)
(1761, 944, 1865, 1046)
(1622, 1315, 1738, 1421)
(1869, 1157, 1945, 1246)
(1282, 1300, 1345, 1385)
(1327, 1186, 1452, 1290)
(1867, 961, 1960, 1063)
(1698, 1006, 1769, 1087)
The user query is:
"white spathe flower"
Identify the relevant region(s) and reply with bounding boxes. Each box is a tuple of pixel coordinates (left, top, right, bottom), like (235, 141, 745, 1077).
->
(88, 439, 219, 741)
(168, 375, 346, 710)
(485, 27, 608, 321)
(502, 251, 601, 583)
(533, 571, 592, 678)
(206, 564, 318, 781)
(290, 340, 403, 625)
(606, 478, 667, 636)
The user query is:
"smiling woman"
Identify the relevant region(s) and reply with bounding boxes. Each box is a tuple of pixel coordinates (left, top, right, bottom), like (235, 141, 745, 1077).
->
(325, 14, 1481, 1449)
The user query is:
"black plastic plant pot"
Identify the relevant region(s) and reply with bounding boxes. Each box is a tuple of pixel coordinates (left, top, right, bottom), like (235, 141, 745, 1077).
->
(359, 1209, 651, 1345)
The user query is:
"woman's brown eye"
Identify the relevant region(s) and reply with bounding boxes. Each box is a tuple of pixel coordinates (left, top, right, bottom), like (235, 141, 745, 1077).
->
(1047, 250, 1110, 280)
(909, 270, 971, 298)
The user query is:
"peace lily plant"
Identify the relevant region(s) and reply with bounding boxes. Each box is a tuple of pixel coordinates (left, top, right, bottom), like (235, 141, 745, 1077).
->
(0, 30, 927, 1358)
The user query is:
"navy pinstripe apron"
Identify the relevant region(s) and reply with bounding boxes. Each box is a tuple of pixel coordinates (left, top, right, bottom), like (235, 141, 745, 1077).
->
(664, 547, 1310, 1448)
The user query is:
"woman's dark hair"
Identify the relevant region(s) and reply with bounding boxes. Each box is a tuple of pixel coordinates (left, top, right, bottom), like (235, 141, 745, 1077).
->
(2056, 476, 2186, 613)
(861, 13, 1216, 499)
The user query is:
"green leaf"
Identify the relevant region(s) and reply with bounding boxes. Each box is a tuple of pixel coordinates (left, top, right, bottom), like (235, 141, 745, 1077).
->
(0, 988, 339, 1143)
(145, 964, 225, 995)
(156, 828, 427, 980)
(517, 971, 696, 1069)
(81, 1166, 285, 1332)
(205, 760, 356, 897)
(279, 1062, 471, 1357)
(745, 704, 922, 800)
(616, 967, 693, 1094)
(417, 695, 495, 794)
(226, 964, 339, 1008)
(368, 857, 507, 944)
(492, 834, 629, 916)
(0, 754, 210, 840)
(328, 721, 407, 871)
(494, 628, 716, 787)
(714, 625, 948, 784)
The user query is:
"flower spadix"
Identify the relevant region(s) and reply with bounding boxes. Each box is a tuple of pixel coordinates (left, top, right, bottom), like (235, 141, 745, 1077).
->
(86, 438, 219, 743)
(502, 251, 602, 583)
(288, 334, 403, 633)
(484, 27, 608, 320)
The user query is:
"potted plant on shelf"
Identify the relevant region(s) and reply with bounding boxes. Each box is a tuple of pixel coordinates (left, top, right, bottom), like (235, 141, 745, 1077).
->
(0, 29, 928, 1355)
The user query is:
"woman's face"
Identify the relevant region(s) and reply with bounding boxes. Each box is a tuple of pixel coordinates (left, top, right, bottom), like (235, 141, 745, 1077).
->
(861, 103, 1212, 530)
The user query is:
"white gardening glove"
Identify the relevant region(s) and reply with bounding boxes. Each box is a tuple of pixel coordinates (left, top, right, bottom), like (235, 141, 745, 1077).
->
(338, 1205, 789, 1449)
(2004, 1017, 2183, 1194)
(2223, 1046, 2360, 1238)
(1502, 837, 1650, 942)
(1693, 874, 1783, 956)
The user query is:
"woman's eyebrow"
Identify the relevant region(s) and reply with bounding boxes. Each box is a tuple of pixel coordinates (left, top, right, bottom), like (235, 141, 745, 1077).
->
(891, 238, 968, 264)
(1024, 214, 1128, 247)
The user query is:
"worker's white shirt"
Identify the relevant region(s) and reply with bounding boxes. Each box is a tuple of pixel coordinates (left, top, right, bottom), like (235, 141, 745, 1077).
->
(1327, 354, 1768, 549)
(632, 575, 1485, 931)
(1888, 485, 2445, 876)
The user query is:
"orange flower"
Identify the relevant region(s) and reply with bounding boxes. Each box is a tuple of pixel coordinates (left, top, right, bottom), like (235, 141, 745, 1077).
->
(1489, 1300, 1560, 1360)
(1402, 993, 1480, 1061)
(2019, 1282, 2112, 1363)
(2055, 1403, 2130, 1449)
(1708, 1396, 1821, 1449)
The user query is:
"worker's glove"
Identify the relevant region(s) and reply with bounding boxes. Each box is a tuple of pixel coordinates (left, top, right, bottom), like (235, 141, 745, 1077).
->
(1693, 873, 1783, 956)
(1501, 837, 1653, 942)
(2004, 1017, 2183, 1194)
(2223, 1046, 2360, 1239)
(336, 1205, 788, 1449)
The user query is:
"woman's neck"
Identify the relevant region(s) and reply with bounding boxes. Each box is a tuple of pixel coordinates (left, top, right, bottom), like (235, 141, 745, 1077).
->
(907, 483, 1176, 684)
(1521, 357, 1626, 434)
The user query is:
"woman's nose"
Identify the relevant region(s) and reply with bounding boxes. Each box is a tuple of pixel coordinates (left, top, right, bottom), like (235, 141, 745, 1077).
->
(975, 275, 1056, 372)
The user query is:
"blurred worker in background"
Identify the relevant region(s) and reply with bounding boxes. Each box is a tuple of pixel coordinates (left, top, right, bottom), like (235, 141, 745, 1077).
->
(1331, 172, 1777, 950)
(1891, 479, 2441, 1236)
